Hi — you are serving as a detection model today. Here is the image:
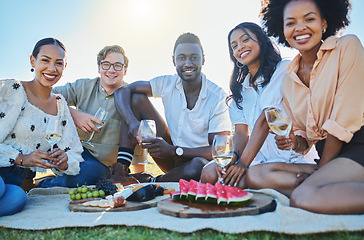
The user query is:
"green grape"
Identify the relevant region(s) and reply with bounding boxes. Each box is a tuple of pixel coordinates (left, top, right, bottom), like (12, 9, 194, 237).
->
(70, 194, 76, 200)
(77, 187, 82, 193)
(99, 190, 105, 197)
(81, 187, 88, 193)
(81, 193, 87, 199)
(68, 189, 75, 195)
(75, 193, 81, 200)
(92, 191, 99, 198)
(87, 192, 93, 198)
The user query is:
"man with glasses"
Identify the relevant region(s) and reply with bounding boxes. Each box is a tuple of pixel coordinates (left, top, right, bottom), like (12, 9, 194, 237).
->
(114, 33, 231, 182)
(37, 45, 149, 188)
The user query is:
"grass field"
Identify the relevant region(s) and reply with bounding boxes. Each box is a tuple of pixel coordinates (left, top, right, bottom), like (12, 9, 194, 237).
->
(2, 157, 363, 239)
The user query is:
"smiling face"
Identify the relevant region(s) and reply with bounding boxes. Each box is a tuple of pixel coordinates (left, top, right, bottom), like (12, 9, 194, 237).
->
(230, 27, 261, 75)
(98, 52, 127, 94)
(283, 0, 327, 53)
(173, 43, 205, 83)
(30, 44, 66, 87)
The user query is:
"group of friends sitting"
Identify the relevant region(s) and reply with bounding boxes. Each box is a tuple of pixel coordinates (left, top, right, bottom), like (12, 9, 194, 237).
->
(1, 0, 363, 217)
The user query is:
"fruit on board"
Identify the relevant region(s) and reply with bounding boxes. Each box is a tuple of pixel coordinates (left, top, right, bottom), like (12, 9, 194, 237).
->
(195, 182, 206, 202)
(224, 185, 253, 206)
(215, 182, 228, 205)
(186, 179, 198, 201)
(173, 179, 252, 206)
(170, 191, 181, 201)
(179, 179, 189, 200)
(205, 183, 217, 204)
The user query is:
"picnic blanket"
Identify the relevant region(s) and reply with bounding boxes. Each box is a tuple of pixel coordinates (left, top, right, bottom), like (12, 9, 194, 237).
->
(0, 183, 363, 234)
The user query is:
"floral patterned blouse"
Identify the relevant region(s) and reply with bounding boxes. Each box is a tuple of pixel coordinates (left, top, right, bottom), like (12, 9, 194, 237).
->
(0, 79, 83, 175)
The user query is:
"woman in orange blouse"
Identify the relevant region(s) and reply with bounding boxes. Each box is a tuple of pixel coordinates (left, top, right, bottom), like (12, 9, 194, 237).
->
(261, 0, 364, 214)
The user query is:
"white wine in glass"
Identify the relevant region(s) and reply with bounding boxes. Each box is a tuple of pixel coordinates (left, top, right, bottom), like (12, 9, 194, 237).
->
(138, 120, 156, 165)
(212, 135, 234, 184)
(265, 107, 297, 163)
(82, 107, 108, 147)
(45, 117, 63, 151)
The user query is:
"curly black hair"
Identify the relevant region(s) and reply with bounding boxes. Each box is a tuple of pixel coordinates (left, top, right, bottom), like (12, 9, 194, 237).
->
(261, 0, 351, 47)
(227, 22, 281, 109)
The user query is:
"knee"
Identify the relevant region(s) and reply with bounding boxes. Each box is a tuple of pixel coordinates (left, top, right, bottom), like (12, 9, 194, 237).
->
(200, 162, 218, 184)
(245, 165, 264, 189)
(0, 184, 27, 216)
(185, 157, 209, 181)
(289, 186, 311, 210)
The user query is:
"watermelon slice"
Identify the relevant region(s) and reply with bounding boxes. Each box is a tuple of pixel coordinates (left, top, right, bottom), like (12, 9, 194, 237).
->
(195, 182, 206, 202)
(214, 183, 227, 205)
(186, 179, 198, 201)
(205, 183, 217, 204)
(179, 179, 189, 200)
(224, 185, 253, 206)
(170, 191, 181, 201)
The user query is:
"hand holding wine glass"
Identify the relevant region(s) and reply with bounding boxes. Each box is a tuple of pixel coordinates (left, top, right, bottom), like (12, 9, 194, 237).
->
(138, 120, 156, 165)
(82, 107, 108, 147)
(265, 107, 298, 163)
(212, 135, 234, 184)
(45, 117, 63, 151)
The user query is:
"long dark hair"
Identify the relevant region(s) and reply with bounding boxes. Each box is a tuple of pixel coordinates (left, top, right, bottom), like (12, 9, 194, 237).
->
(227, 22, 281, 109)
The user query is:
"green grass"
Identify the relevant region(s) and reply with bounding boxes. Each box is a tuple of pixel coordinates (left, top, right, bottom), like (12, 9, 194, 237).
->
(0, 227, 363, 239)
(4, 158, 363, 239)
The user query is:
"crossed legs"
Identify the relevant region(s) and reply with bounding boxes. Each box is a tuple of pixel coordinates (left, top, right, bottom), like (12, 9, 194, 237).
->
(290, 158, 364, 214)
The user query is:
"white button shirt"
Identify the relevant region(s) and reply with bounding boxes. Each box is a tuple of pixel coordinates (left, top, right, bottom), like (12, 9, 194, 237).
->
(150, 73, 231, 148)
(229, 60, 317, 165)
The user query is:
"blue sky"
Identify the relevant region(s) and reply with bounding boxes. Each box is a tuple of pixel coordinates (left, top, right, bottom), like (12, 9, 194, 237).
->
(1, 0, 363, 95)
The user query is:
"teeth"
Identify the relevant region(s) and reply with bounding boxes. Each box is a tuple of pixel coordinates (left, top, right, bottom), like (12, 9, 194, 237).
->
(184, 70, 193, 73)
(295, 34, 310, 40)
(44, 74, 56, 79)
(240, 51, 250, 58)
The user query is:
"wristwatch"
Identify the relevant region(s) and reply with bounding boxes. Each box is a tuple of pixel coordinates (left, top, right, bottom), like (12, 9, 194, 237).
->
(175, 147, 184, 157)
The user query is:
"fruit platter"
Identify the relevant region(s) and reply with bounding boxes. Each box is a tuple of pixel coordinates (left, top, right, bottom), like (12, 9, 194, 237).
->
(69, 179, 177, 212)
(157, 179, 276, 218)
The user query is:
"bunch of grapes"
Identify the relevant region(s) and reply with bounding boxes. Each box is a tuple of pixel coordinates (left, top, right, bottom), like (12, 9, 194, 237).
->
(95, 178, 118, 196)
(68, 185, 105, 200)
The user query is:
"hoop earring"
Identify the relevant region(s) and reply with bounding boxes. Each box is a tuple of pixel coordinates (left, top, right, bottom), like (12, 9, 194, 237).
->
(31, 68, 34, 72)
(236, 61, 244, 69)
(322, 27, 326, 33)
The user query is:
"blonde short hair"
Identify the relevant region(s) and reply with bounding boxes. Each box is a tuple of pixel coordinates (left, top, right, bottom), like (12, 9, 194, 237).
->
(97, 45, 129, 68)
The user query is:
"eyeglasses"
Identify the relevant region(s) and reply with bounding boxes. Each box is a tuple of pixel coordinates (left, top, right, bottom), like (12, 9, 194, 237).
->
(100, 61, 125, 71)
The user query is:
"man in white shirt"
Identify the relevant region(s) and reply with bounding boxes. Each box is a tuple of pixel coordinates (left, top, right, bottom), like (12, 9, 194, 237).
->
(114, 33, 231, 182)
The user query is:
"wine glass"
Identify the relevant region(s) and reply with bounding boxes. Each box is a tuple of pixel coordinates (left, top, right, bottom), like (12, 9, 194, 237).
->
(82, 107, 108, 147)
(44, 117, 63, 151)
(137, 120, 156, 165)
(212, 135, 234, 184)
(265, 107, 298, 163)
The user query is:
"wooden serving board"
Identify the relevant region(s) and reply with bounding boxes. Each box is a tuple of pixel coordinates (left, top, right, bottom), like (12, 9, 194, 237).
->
(157, 192, 276, 218)
(69, 194, 169, 212)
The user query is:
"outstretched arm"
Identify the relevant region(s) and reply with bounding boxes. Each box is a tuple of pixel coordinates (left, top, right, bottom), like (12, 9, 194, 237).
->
(223, 112, 269, 186)
(114, 81, 153, 141)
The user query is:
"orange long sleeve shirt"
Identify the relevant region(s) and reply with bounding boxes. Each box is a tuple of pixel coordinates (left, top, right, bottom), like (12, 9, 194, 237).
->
(283, 35, 364, 148)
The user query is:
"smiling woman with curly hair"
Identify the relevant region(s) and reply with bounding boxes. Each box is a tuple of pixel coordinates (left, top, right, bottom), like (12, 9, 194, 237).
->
(261, 0, 364, 215)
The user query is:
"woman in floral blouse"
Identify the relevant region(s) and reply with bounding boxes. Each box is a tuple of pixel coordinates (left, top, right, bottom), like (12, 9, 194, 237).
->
(0, 38, 83, 216)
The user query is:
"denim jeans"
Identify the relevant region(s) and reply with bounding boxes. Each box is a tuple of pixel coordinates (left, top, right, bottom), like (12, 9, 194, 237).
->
(38, 148, 111, 188)
(0, 176, 27, 217)
(0, 165, 35, 186)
